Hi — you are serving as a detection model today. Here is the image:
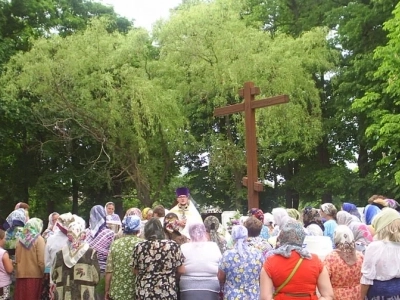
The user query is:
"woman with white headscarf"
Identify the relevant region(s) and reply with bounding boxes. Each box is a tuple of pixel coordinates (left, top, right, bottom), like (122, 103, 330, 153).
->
(336, 211, 373, 252)
(104, 202, 122, 234)
(218, 225, 264, 300)
(180, 223, 222, 300)
(324, 225, 363, 300)
(51, 220, 100, 299)
(42, 212, 59, 242)
(271, 208, 293, 236)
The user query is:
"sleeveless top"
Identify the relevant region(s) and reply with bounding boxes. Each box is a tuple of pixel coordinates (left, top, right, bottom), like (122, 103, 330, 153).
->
(0, 248, 11, 288)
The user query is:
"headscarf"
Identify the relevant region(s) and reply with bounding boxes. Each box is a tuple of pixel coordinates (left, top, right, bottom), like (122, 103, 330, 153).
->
(106, 214, 122, 226)
(89, 205, 106, 238)
(263, 213, 274, 226)
(342, 202, 361, 220)
(272, 208, 292, 227)
(47, 212, 59, 230)
(4, 208, 26, 230)
(372, 208, 400, 234)
(144, 218, 165, 241)
(249, 208, 264, 222)
(302, 207, 324, 231)
(163, 213, 183, 234)
(104, 202, 115, 214)
(142, 207, 151, 220)
(336, 211, 353, 226)
(334, 225, 357, 265)
(384, 199, 400, 211)
(286, 208, 300, 220)
(364, 204, 380, 225)
(337, 211, 373, 245)
(56, 213, 76, 235)
(273, 221, 311, 259)
(62, 221, 89, 268)
(19, 218, 43, 249)
(122, 215, 141, 234)
(320, 203, 337, 218)
(188, 223, 208, 242)
(204, 216, 226, 253)
(125, 208, 142, 219)
(42, 212, 60, 240)
(231, 225, 249, 256)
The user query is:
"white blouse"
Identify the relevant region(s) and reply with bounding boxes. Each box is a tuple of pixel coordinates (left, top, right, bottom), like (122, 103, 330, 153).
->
(361, 240, 400, 285)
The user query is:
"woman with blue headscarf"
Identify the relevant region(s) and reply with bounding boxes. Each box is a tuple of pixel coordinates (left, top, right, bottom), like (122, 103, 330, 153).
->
(218, 225, 264, 300)
(341, 202, 361, 221)
(105, 215, 142, 300)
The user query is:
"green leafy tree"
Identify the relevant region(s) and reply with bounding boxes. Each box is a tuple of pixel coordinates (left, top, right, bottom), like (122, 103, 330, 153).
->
(354, 2, 400, 195)
(1, 19, 187, 210)
(155, 0, 334, 209)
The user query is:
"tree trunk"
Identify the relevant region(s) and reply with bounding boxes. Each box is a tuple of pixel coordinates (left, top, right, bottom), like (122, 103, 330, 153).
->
(234, 170, 244, 211)
(358, 139, 369, 202)
(112, 179, 123, 217)
(317, 139, 333, 203)
(72, 179, 79, 214)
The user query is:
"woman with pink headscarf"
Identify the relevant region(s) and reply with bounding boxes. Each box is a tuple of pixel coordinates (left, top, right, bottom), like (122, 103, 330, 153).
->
(180, 223, 222, 300)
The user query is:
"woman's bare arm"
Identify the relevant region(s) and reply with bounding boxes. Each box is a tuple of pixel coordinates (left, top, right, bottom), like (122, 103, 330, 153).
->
(259, 268, 274, 300)
(317, 267, 334, 300)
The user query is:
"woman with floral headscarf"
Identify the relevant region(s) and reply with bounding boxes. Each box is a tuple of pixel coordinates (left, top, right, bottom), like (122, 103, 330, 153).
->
(105, 215, 142, 300)
(324, 225, 363, 299)
(336, 211, 373, 252)
(3, 208, 27, 256)
(132, 218, 185, 300)
(302, 207, 324, 236)
(361, 208, 400, 299)
(41, 212, 59, 242)
(204, 216, 227, 254)
(180, 223, 221, 300)
(43, 213, 83, 300)
(320, 203, 338, 246)
(163, 212, 189, 245)
(51, 220, 100, 299)
(14, 218, 45, 300)
(218, 225, 264, 300)
(260, 221, 334, 300)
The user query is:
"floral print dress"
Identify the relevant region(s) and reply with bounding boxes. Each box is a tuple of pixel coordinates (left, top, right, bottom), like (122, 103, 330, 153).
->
(219, 247, 264, 300)
(132, 239, 184, 300)
(105, 235, 142, 300)
(324, 250, 363, 300)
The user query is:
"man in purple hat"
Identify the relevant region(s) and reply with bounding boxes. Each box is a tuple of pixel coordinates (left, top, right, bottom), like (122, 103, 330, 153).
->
(169, 187, 202, 237)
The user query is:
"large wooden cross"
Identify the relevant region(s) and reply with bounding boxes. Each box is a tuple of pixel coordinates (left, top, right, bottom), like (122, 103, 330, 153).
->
(214, 81, 289, 209)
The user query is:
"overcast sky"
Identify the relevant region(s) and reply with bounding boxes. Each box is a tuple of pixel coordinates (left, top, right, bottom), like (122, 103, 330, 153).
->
(101, 0, 183, 31)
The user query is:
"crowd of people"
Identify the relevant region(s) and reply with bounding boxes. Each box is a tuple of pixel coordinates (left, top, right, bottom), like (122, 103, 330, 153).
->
(0, 192, 398, 300)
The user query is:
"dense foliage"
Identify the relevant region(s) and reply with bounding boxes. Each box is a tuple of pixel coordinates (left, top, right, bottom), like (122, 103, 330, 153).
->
(1, 0, 400, 219)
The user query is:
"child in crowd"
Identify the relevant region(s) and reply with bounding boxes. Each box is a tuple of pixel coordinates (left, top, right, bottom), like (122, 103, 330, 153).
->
(0, 229, 13, 300)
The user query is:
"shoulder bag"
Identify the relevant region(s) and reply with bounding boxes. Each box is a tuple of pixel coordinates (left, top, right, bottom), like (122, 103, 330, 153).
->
(273, 257, 304, 297)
